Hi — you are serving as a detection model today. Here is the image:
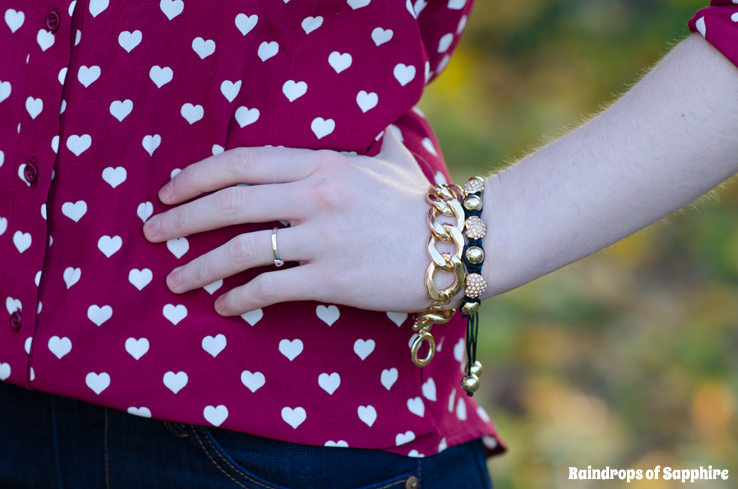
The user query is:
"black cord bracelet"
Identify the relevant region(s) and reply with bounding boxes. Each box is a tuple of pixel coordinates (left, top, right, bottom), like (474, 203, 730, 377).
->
(460, 177, 487, 396)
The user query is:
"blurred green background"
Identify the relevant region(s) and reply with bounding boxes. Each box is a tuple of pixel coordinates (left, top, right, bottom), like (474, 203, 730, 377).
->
(418, 1, 738, 487)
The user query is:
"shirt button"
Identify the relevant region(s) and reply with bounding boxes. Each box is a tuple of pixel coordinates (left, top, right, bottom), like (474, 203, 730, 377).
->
(45, 11, 61, 33)
(24, 160, 38, 184)
(10, 311, 22, 331)
(405, 476, 418, 489)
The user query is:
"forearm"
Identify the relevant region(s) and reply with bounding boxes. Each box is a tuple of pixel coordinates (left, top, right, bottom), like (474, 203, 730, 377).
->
(480, 34, 738, 297)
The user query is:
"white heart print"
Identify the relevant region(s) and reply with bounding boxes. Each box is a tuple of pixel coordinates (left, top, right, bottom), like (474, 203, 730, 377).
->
(311, 118, 335, 139)
(149, 66, 173, 88)
(395, 431, 415, 446)
(125, 337, 149, 360)
(61, 201, 87, 222)
(127, 407, 152, 418)
(118, 30, 142, 52)
(85, 372, 110, 394)
(37, 29, 55, 51)
(235, 14, 258, 36)
(167, 237, 189, 259)
(358, 405, 377, 427)
(88, 0, 108, 17)
(102, 167, 126, 188)
(0, 363, 10, 381)
(282, 80, 307, 102)
(87, 304, 113, 326)
(318, 373, 340, 395)
(315, 305, 339, 326)
(371, 28, 393, 46)
(386, 312, 407, 327)
(407, 397, 425, 417)
(192, 37, 215, 59)
(180, 103, 204, 124)
(202, 334, 227, 357)
(301, 16, 323, 34)
(142, 135, 161, 156)
(258, 41, 279, 61)
(381, 368, 398, 390)
(98, 235, 122, 257)
(281, 407, 307, 429)
(356, 91, 378, 113)
(393, 64, 416, 86)
(279, 339, 303, 361)
(235, 107, 259, 128)
(241, 371, 265, 392)
(220, 80, 241, 102)
(137, 202, 154, 222)
(328, 52, 352, 73)
(4, 9, 24, 33)
(160, 0, 184, 20)
(204, 405, 228, 427)
(422, 377, 437, 401)
(240, 308, 263, 325)
(128, 269, 153, 290)
(66, 134, 91, 156)
(163, 371, 188, 393)
(353, 339, 375, 360)
(48, 336, 72, 359)
(163, 304, 187, 325)
(25, 96, 42, 119)
(110, 100, 133, 121)
(63, 267, 81, 289)
(13, 231, 31, 253)
(77, 65, 101, 87)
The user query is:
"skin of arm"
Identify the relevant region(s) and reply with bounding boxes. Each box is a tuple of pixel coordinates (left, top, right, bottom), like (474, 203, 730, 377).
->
(480, 33, 738, 300)
(143, 34, 738, 315)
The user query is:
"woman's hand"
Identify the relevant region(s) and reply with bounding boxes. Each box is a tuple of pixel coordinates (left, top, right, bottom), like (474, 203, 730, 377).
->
(143, 130, 436, 316)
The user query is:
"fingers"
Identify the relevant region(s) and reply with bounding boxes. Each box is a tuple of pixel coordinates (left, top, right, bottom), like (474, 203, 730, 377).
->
(160, 146, 335, 205)
(214, 265, 321, 316)
(167, 227, 307, 294)
(144, 183, 304, 242)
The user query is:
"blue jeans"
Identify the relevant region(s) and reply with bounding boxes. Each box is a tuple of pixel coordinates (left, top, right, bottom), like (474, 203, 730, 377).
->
(0, 382, 493, 488)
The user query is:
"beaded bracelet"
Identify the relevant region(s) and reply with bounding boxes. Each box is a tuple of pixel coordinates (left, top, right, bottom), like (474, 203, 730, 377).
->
(459, 177, 488, 395)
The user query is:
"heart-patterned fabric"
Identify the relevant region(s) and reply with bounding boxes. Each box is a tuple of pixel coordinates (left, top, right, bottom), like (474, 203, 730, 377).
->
(0, 0, 505, 457)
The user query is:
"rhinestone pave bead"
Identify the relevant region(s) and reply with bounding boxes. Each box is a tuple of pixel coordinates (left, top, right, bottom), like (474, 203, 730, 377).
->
(465, 216, 487, 240)
(464, 177, 484, 195)
(465, 273, 487, 298)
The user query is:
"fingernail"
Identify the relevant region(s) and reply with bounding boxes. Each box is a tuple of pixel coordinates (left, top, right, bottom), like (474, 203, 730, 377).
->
(167, 268, 182, 290)
(215, 297, 226, 315)
(160, 182, 173, 202)
(144, 216, 160, 238)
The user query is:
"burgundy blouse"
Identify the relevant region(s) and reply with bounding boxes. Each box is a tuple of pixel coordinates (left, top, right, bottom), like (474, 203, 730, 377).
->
(0, 0, 506, 457)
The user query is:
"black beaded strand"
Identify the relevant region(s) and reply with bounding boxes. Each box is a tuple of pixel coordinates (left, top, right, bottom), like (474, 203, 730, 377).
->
(460, 177, 487, 396)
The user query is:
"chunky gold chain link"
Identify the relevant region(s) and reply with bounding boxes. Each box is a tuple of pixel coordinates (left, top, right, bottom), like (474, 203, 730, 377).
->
(411, 184, 466, 367)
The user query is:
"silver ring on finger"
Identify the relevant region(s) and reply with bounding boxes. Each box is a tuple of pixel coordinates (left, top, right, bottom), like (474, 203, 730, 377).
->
(271, 227, 284, 267)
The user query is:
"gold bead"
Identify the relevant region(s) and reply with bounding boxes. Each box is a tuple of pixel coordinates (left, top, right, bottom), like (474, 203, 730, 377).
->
(463, 195, 483, 212)
(461, 301, 480, 315)
(470, 361, 483, 378)
(465, 246, 484, 265)
(461, 374, 480, 394)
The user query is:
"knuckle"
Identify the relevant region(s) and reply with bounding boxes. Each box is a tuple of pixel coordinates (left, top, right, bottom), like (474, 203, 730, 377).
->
(228, 234, 257, 264)
(217, 187, 247, 217)
(308, 177, 349, 211)
(171, 206, 187, 232)
(253, 275, 280, 303)
(229, 146, 255, 175)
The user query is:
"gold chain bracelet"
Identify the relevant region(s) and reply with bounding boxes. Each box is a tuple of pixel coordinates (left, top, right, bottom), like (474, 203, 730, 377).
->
(411, 183, 466, 367)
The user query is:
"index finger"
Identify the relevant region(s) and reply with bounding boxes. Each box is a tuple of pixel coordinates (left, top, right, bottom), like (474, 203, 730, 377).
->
(160, 146, 335, 205)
